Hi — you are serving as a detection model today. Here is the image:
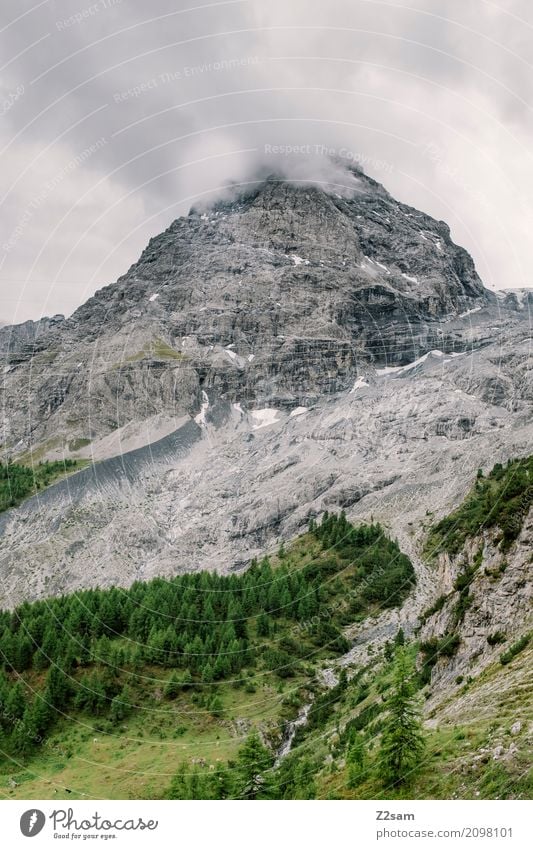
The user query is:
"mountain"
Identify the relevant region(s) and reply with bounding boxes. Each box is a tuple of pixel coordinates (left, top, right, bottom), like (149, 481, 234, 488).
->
(0, 168, 495, 451)
(0, 163, 531, 801)
(0, 314, 65, 359)
(0, 166, 531, 607)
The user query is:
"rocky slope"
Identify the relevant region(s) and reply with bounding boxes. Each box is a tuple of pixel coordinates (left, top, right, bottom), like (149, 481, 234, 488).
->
(0, 167, 494, 455)
(0, 165, 531, 611)
(421, 510, 532, 694)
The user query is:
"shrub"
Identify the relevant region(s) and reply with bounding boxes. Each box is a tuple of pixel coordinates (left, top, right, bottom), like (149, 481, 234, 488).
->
(500, 633, 531, 665)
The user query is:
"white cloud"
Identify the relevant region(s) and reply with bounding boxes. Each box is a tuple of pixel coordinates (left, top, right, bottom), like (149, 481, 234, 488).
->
(1, 0, 532, 322)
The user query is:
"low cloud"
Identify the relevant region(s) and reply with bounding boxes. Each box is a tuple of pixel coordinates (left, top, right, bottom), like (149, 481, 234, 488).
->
(1, 0, 532, 322)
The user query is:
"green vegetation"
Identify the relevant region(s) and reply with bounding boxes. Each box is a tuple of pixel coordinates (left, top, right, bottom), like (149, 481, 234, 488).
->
(311, 512, 415, 616)
(450, 547, 483, 628)
(500, 633, 531, 666)
(0, 459, 82, 513)
(426, 456, 533, 557)
(418, 634, 461, 686)
(419, 594, 448, 626)
(487, 631, 506, 647)
(270, 640, 532, 802)
(151, 338, 184, 360)
(377, 648, 425, 786)
(167, 730, 276, 799)
(68, 438, 91, 452)
(0, 512, 415, 787)
(1, 468, 529, 802)
(113, 338, 185, 369)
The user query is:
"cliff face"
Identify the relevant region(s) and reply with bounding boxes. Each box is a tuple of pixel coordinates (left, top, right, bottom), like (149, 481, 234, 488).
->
(0, 165, 531, 611)
(1, 168, 492, 457)
(420, 511, 532, 693)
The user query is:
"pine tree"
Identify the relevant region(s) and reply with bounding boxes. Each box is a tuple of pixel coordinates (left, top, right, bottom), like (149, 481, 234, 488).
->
(33, 647, 49, 672)
(31, 693, 54, 737)
(377, 648, 425, 786)
(109, 686, 132, 723)
(346, 730, 366, 788)
(235, 731, 274, 799)
(45, 664, 73, 709)
(202, 662, 214, 683)
(11, 707, 36, 756)
(6, 681, 27, 720)
(164, 672, 181, 700)
(256, 613, 270, 637)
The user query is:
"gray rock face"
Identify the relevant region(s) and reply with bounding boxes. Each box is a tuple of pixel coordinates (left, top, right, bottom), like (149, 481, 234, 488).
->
(1, 168, 495, 457)
(0, 164, 531, 614)
(0, 314, 65, 359)
(420, 511, 533, 694)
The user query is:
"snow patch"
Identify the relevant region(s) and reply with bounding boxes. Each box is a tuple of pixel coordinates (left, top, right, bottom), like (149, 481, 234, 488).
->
(291, 255, 310, 266)
(148, 293, 159, 302)
(376, 350, 449, 376)
(250, 408, 280, 429)
(362, 256, 390, 275)
(233, 403, 244, 416)
(458, 306, 482, 319)
(225, 349, 238, 361)
(194, 391, 209, 426)
(402, 273, 418, 284)
(350, 376, 369, 393)
(290, 407, 307, 417)
(374, 260, 390, 274)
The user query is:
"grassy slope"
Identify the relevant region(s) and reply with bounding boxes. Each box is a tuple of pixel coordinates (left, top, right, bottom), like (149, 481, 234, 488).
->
(5, 641, 530, 801)
(0, 520, 413, 800)
(425, 456, 533, 557)
(1, 679, 291, 800)
(283, 458, 533, 801)
(316, 644, 532, 801)
(1, 458, 531, 801)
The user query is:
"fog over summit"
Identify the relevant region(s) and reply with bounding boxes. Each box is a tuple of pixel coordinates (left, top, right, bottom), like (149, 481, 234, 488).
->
(1, 0, 532, 323)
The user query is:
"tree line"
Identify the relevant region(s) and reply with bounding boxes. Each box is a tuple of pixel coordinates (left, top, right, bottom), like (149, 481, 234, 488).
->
(0, 459, 79, 513)
(0, 512, 415, 762)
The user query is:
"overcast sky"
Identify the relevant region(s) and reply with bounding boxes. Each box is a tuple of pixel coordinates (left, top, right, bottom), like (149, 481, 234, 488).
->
(1, 0, 532, 323)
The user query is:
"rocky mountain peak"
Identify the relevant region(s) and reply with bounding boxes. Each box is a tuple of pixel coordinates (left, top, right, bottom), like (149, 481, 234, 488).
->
(0, 163, 531, 614)
(0, 164, 516, 467)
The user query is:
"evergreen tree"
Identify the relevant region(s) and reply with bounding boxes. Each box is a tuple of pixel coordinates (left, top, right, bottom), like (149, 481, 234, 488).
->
(346, 730, 366, 788)
(202, 662, 214, 683)
(45, 664, 74, 709)
(164, 672, 181, 700)
(11, 708, 36, 756)
(109, 686, 132, 724)
(377, 649, 425, 786)
(235, 731, 274, 799)
(6, 681, 26, 720)
(31, 693, 54, 737)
